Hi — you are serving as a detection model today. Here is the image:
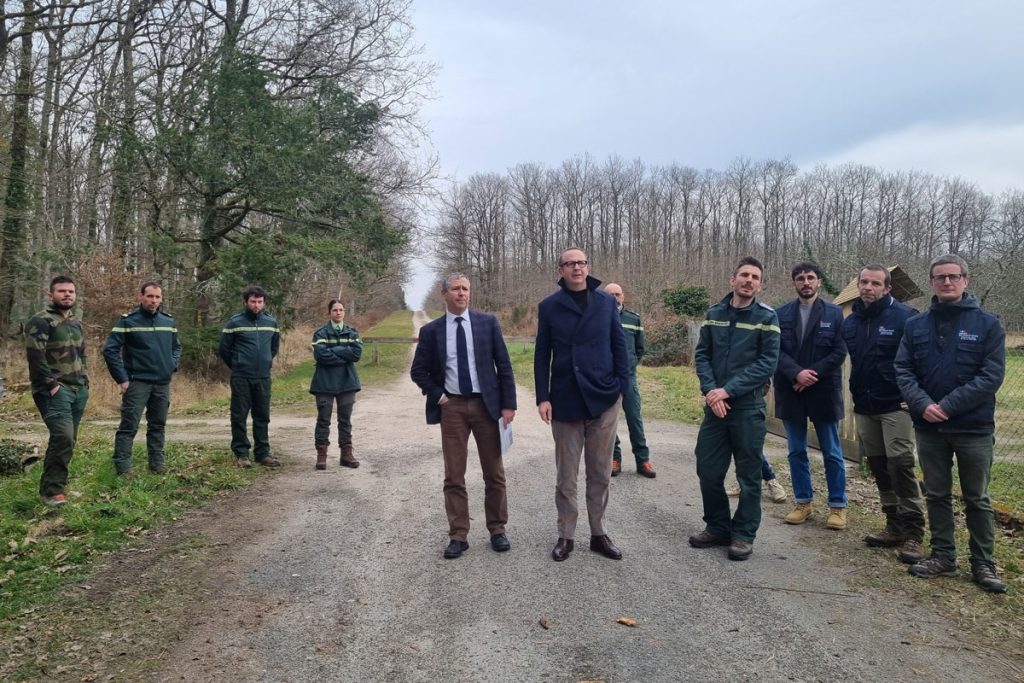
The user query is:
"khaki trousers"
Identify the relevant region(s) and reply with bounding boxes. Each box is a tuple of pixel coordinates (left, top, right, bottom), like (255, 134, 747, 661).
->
(440, 395, 507, 541)
(551, 398, 621, 539)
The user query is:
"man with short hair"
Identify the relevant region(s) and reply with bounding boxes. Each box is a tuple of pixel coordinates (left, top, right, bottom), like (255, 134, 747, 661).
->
(842, 265, 924, 564)
(895, 254, 1007, 593)
(603, 283, 655, 479)
(25, 276, 89, 506)
(411, 274, 517, 559)
(219, 286, 281, 468)
(775, 262, 849, 530)
(535, 248, 630, 562)
(103, 282, 182, 480)
(689, 256, 780, 561)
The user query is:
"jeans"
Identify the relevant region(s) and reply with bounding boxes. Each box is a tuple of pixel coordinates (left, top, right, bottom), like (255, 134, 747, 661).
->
(760, 453, 776, 481)
(784, 418, 847, 507)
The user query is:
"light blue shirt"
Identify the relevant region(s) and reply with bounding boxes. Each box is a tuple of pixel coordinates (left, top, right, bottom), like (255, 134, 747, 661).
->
(445, 309, 480, 395)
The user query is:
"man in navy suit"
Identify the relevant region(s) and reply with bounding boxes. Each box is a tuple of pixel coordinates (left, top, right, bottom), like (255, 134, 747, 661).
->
(535, 247, 630, 562)
(411, 273, 517, 559)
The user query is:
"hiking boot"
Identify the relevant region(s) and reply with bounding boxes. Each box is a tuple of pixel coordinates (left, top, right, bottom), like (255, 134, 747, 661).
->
(864, 525, 904, 548)
(339, 444, 359, 469)
(149, 464, 174, 475)
(825, 508, 848, 531)
(971, 560, 1007, 594)
(725, 480, 741, 497)
(688, 530, 731, 548)
(257, 457, 281, 468)
(118, 470, 135, 482)
(728, 540, 753, 561)
(908, 555, 957, 579)
(638, 462, 656, 479)
(784, 503, 814, 525)
(315, 444, 328, 471)
(611, 460, 621, 477)
(236, 458, 252, 468)
(764, 478, 787, 503)
(898, 539, 925, 565)
(42, 493, 67, 507)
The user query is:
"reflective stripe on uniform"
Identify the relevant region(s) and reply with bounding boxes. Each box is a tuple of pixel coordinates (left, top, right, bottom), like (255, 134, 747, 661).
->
(221, 327, 280, 333)
(735, 322, 781, 334)
(621, 323, 643, 332)
(110, 327, 178, 333)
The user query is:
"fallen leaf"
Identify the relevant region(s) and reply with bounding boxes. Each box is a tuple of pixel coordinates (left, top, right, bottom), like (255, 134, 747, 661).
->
(538, 617, 549, 630)
(616, 617, 638, 627)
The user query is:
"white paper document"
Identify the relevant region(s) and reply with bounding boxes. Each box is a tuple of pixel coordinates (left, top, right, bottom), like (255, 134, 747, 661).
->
(499, 418, 513, 455)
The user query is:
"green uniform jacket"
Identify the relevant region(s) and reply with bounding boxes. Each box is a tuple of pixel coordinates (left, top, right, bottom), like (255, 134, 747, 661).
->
(102, 306, 182, 384)
(309, 321, 363, 395)
(25, 305, 89, 393)
(218, 310, 281, 379)
(694, 293, 781, 410)
(619, 306, 646, 371)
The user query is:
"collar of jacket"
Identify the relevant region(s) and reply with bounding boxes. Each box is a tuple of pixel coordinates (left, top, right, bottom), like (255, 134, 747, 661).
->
(929, 292, 978, 316)
(45, 304, 73, 319)
(244, 309, 261, 321)
(557, 274, 602, 293)
(853, 293, 893, 318)
(717, 291, 759, 312)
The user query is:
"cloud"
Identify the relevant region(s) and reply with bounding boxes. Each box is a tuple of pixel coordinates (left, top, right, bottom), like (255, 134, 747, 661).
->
(817, 121, 1024, 195)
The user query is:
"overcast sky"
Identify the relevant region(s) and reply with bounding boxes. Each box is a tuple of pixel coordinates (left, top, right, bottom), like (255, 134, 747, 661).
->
(404, 0, 1024, 308)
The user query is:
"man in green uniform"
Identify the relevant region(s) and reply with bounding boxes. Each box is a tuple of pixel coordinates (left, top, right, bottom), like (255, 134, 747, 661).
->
(219, 286, 281, 468)
(604, 283, 655, 478)
(689, 257, 781, 561)
(25, 275, 89, 506)
(103, 282, 182, 479)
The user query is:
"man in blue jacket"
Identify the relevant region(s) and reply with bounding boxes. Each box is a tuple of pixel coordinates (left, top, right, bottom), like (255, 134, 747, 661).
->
(103, 282, 181, 479)
(895, 254, 1007, 593)
(842, 265, 924, 564)
(774, 262, 849, 531)
(219, 286, 281, 468)
(535, 248, 630, 562)
(411, 274, 517, 559)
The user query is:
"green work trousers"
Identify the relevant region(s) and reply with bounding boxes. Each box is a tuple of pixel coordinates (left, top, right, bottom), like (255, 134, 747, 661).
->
(113, 380, 171, 474)
(34, 385, 89, 497)
(613, 373, 650, 465)
(915, 429, 996, 563)
(694, 406, 766, 542)
(230, 376, 272, 461)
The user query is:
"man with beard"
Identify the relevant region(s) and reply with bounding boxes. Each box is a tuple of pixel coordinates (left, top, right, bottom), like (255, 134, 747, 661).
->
(689, 256, 780, 561)
(775, 262, 849, 530)
(25, 276, 89, 506)
(895, 254, 1007, 593)
(841, 265, 925, 564)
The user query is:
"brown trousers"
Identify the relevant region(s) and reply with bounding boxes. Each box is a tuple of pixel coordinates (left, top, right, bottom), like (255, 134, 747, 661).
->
(440, 395, 507, 541)
(551, 398, 621, 539)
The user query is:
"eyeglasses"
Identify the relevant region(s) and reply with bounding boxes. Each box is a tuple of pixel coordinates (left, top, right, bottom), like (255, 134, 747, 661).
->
(559, 260, 588, 268)
(930, 273, 965, 283)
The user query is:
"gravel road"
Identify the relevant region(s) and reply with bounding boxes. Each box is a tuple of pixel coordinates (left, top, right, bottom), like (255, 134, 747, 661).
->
(146, 311, 1017, 683)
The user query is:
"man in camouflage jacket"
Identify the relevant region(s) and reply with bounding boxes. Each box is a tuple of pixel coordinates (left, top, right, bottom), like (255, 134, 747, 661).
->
(25, 276, 89, 506)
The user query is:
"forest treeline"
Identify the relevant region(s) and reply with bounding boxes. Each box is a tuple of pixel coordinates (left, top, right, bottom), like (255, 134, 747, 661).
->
(432, 155, 1024, 329)
(0, 0, 433, 339)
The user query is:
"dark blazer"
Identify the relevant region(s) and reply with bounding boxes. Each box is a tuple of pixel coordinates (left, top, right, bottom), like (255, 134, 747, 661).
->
(533, 276, 630, 422)
(773, 297, 847, 422)
(410, 309, 517, 425)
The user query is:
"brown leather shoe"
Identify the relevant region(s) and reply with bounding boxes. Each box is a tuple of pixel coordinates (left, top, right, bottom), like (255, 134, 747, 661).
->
(315, 444, 328, 471)
(256, 457, 281, 468)
(589, 534, 622, 560)
(728, 540, 753, 561)
(340, 443, 360, 468)
(551, 538, 574, 561)
(638, 462, 656, 478)
(611, 460, 621, 477)
(688, 530, 731, 548)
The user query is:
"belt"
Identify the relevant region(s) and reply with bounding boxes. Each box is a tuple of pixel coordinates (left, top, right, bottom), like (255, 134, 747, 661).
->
(445, 391, 482, 399)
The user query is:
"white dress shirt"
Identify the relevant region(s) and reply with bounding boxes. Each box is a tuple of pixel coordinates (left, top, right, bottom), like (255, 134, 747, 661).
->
(444, 309, 481, 395)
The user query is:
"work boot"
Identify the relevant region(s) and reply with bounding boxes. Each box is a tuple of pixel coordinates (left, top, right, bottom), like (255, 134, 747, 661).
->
(970, 560, 1007, 594)
(638, 462, 656, 479)
(908, 555, 957, 579)
(315, 444, 328, 471)
(340, 443, 360, 468)
(825, 507, 848, 530)
(784, 502, 814, 525)
(725, 479, 741, 497)
(898, 539, 925, 565)
(611, 460, 621, 477)
(864, 516, 904, 548)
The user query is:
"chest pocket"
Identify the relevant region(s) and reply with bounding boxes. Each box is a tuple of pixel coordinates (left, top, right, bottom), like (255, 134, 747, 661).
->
(955, 339, 985, 381)
(910, 327, 930, 363)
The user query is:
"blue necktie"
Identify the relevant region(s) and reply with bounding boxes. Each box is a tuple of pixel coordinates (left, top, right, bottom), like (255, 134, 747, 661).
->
(455, 316, 473, 395)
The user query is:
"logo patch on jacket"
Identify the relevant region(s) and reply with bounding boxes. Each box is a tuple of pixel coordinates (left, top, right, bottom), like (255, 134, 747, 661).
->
(819, 321, 832, 329)
(958, 330, 980, 342)
(878, 326, 896, 336)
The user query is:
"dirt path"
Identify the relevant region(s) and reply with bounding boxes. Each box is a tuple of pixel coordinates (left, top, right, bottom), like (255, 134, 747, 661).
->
(73, 310, 1020, 681)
